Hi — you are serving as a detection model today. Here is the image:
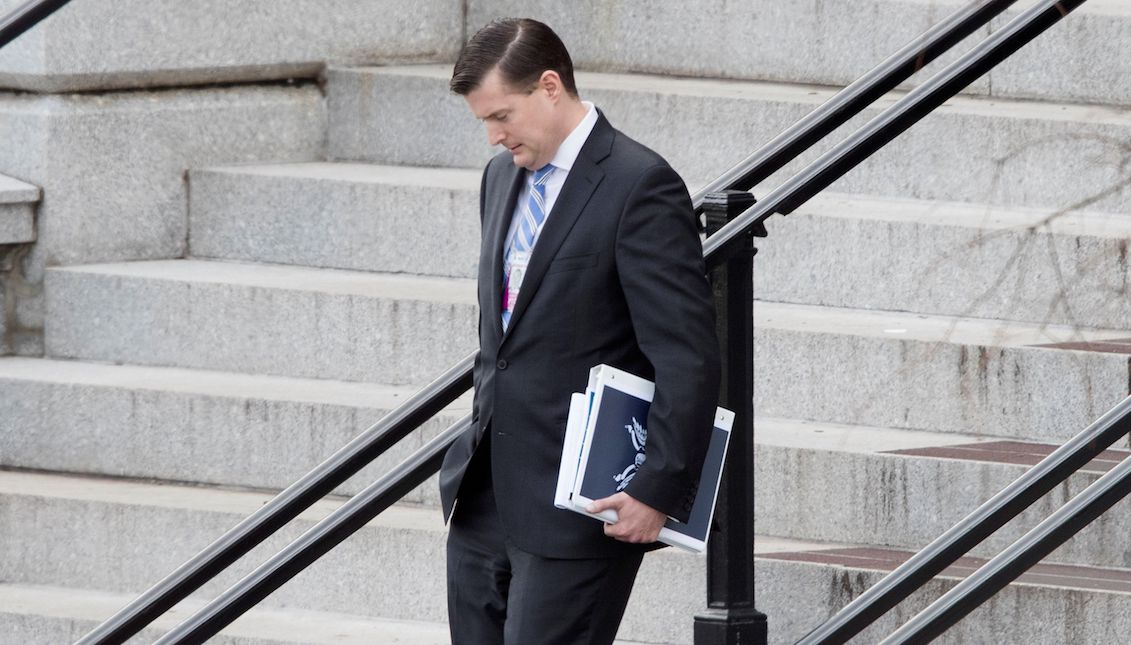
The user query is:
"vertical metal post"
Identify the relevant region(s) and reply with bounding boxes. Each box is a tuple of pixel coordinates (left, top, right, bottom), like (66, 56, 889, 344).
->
(695, 190, 767, 645)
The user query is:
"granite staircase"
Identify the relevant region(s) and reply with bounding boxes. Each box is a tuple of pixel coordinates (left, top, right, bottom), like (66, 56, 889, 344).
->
(2, 1, 1130, 643)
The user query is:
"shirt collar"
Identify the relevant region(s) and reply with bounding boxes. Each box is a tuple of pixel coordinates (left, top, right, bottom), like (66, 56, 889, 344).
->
(547, 101, 598, 173)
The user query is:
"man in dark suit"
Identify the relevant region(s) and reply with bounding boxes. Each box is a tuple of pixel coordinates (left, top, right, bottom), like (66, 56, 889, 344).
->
(439, 18, 721, 645)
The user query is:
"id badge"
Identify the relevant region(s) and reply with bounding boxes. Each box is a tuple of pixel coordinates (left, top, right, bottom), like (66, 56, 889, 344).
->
(504, 250, 532, 314)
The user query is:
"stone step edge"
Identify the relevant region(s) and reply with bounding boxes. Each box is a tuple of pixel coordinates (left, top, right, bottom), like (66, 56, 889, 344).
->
(47, 258, 476, 303)
(0, 582, 451, 645)
(759, 543, 1131, 595)
(0, 356, 472, 413)
(191, 160, 1131, 240)
(332, 64, 1131, 129)
(757, 417, 1131, 476)
(44, 258, 1131, 349)
(0, 468, 436, 531)
(0, 581, 658, 645)
(0, 173, 41, 205)
(7, 467, 1128, 588)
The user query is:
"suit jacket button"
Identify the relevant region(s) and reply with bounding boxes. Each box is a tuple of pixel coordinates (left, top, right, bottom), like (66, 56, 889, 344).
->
(496, 359, 508, 370)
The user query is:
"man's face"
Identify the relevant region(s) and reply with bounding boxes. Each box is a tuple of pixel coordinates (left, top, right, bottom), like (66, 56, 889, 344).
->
(465, 68, 559, 170)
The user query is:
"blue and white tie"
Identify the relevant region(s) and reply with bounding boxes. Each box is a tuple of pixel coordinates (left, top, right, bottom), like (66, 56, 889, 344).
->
(502, 163, 554, 330)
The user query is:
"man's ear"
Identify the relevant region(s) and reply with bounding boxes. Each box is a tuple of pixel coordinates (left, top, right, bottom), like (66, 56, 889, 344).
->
(538, 70, 564, 102)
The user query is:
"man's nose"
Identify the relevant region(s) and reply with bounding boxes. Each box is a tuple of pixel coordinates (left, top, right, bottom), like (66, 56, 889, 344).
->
(486, 123, 505, 146)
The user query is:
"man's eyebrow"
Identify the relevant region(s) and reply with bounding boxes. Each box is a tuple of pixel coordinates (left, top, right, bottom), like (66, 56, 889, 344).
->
(483, 109, 509, 120)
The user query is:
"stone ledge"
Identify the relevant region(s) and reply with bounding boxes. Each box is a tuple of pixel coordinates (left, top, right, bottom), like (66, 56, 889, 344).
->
(2, 472, 1128, 645)
(188, 163, 480, 278)
(0, 471, 705, 643)
(468, 0, 1131, 106)
(755, 417, 1131, 570)
(328, 65, 1131, 214)
(0, 582, 453, 645)
(0, 172, 40, 205)
(0, 0, 462, 93)
(0, 357, 469, 504)
(43, 260, 478, 384)
(0, 173, 38, 245)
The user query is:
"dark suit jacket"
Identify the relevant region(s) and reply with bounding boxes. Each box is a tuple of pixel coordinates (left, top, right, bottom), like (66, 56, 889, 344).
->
(439, 112, 721, 559)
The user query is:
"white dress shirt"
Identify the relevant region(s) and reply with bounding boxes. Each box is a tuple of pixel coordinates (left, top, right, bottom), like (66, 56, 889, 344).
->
(503, 101, 599, 253)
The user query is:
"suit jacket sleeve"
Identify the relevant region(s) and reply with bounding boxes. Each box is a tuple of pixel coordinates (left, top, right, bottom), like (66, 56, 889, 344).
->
(615, 163, 721, 523)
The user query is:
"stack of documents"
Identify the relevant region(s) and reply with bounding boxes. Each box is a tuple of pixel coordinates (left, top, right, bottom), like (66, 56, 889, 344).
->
(554, 364, 734, 553)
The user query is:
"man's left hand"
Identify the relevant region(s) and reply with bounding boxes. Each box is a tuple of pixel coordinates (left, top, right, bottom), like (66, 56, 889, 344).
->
(587, 493, 665, 543)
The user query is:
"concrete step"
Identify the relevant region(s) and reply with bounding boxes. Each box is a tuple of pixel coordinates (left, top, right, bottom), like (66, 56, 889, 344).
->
(0, 83, 324, 269)
(188, 163, 480, 278)
(755, 417, 1131, 570)
(44, 260, 1129, 441)
(4, 354, 1124, 571)
(469, 0, 1131, 107)
(0, 470, 701, 644)
(188, 161, 1131, 327)
(3, 471, 1129, 645)
(44, 260, 477, 385)
(0, 357, 468, 504)
(0, 0, 460, 93)
(8, 357, 1125, 570)
(2, 0, 1125, 106)
(0, 172, 38, 245)
(0, 79, 325, 357)
(757, 193, 1131, 330)
(326, 64, 1131, 214)
(0, 582, 452, 645)
(753, 301, 1130, 443)
(756, 536, 1131, 645)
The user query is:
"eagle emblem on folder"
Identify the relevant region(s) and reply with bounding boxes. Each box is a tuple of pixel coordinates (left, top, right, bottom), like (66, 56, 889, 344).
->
(613, 417, 647, 491)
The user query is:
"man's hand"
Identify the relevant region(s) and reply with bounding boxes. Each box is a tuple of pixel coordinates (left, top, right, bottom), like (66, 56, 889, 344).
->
(587, 492, 665, 543)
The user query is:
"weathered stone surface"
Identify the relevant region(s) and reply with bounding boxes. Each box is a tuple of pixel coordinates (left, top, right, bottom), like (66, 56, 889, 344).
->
(0, 84, 324, 354)
(0, 172, 39, 204)
(0, 173, 37, 245)
(328, 65, 1131, 214)
(191, 162, 1131, 327)
(0, 583, 454, 645)
(44, 260, 478, 385)
(753, 301, 1131, 443)
(756, 192, 1131, 329)
(189, 163, 480, 278)
(989, 0, 1131, 106)
(0, 202, 34, 246)
(756, 546, 1131, 645)
(0, 472, 704, 644)
(3, 472, 1130, 645)
(0, 0, 462, 92)
(0, 357, 467, 504)
(0, 85, 325, 267)
(469, 0, 988, 93)
(754, 417, 1131, 570)
(469, 0, 1131, 105)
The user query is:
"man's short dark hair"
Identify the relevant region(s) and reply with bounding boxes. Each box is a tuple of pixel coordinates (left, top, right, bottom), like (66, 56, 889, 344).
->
(450, 18, 577, 97)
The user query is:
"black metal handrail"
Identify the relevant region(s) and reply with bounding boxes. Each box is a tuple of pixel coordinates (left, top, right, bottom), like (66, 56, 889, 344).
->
(154, 415, 474, 645)
(74, 3, 1015, 644)
(879, 398, 1131, 645)
(0, 0, 73, 50)
(74, 354, 474, 645)
(704, 0, 1088, 263)
(799, 393, 1130, 644)
(689, 0, 1017, 207)
(146, 1, 1091, 642)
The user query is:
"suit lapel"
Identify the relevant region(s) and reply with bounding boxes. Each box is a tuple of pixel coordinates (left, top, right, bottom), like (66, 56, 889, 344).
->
(502, 115, 615, 341)
(487, 162, 525, 343)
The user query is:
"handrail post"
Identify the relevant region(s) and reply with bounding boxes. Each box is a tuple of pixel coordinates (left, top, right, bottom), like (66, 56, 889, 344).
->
(695, 191, 767, 645)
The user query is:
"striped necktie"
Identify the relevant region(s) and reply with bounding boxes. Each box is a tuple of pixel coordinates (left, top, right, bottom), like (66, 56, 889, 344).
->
(502, 163, 554, 330)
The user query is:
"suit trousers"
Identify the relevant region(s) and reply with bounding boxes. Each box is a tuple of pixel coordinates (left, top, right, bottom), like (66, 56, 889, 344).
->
(446, 437, 644, 645)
